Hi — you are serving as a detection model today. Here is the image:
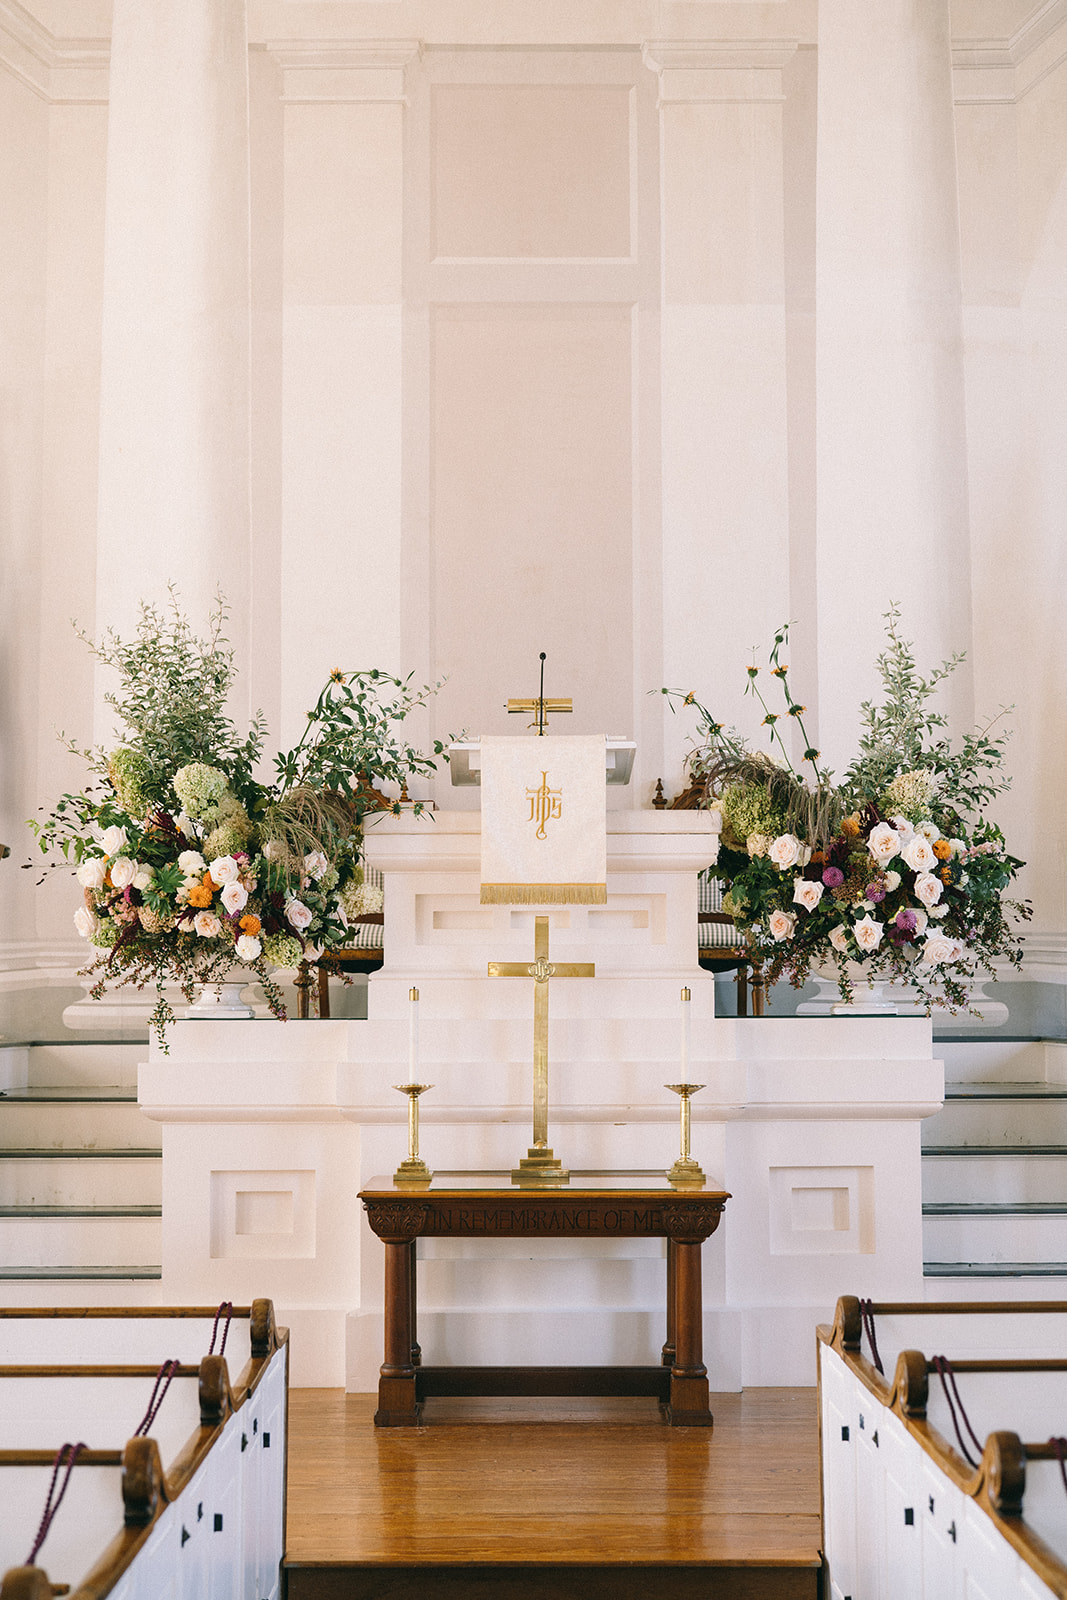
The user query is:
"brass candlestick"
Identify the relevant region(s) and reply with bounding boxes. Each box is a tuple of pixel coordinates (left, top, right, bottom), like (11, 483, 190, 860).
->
(665, 1082, 706, 1187)
(393, 1083, 433, 1185)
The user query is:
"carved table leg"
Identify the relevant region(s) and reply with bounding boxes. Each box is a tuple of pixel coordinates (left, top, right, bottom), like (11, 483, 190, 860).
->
(661, 1236, 676, 1370)
(374, 1236, 421, 1426)
(410, 1238, 422, 1368)
(667, 1237, 711, 1427)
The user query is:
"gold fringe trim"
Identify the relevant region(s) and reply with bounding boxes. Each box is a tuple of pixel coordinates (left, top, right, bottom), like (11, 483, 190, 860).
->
(480, 882, 608, 906)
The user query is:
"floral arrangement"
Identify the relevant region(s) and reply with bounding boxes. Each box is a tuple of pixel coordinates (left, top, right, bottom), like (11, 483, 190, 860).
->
(30, 594, 449, 1044)
(662, 608, 1029, 1011)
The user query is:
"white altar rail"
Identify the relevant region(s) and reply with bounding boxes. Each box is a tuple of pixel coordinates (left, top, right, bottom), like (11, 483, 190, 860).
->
(819, 1297, 1067, 1600)
(0, 1300, 287, 1600)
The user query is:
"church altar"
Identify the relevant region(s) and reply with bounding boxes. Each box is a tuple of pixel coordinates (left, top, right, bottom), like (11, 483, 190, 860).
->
(137, 803, 944, 1390)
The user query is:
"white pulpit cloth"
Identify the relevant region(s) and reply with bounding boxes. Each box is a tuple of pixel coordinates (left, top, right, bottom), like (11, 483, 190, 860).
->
(479, 735, 607, 904)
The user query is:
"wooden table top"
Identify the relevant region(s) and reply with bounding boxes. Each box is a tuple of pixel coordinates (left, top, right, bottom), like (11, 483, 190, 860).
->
(359, 1171, 730, 1199)
(358, 1173, 730, 1241)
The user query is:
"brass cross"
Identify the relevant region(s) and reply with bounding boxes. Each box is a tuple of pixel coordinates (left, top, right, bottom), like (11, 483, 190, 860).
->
(488, 915, 594, 1185)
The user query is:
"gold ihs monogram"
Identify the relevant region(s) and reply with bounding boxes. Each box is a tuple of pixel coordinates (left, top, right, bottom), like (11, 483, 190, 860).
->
(526, 771, 562, 840)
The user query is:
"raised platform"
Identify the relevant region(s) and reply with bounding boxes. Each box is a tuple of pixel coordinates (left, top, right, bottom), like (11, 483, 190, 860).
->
(284, 1388, 822, 1600)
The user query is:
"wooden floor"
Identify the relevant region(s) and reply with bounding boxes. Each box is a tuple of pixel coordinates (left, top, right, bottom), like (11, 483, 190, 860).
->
(284, 1389, 823, 1600)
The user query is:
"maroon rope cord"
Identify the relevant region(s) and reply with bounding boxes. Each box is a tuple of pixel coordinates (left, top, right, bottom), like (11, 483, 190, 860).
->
(134, 1359, 180, 1437)
(859, 1298, 884, 1376)
(1050, 1437, 1067, 1497)
(932, 1355, 984, 1468)
(209, 1301, 233, 1357)
(26, 1441, 86, 1565)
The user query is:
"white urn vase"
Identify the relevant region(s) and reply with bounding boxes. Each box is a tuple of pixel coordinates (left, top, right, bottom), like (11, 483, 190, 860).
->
(186, 967, 256, 1020)
(800, 959, 901, 1016)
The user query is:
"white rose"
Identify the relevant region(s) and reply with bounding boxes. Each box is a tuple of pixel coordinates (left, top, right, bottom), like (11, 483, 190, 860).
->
(911, 908, 929, 935)
(100, 825, 128, 857)
(285, 898, 313, 932)
(193, 911, 222, 939)
(208, 855, 240, 887)
(902, 834, 936, 873)
(768, 908, 797, 942)
(235, 933, 262, 962)
(867, 823, 900, 865)
(176, 813, 194, 839)
(132, 863, 153, 891)
(884, 870, 902, 892)
(304, 850, 329, 882)
(793, 879, 824, 912)
(76, 857, 108, 890)
(178, 850, 206, 876)
(828, 924, 851, 954)
(768, 834, 801, 871)
(890, 815, 915, 841)
(262, 840, 282, 862)
(109, 856, 137, 889)
(853, 915, 884, 952)
(913, 871, 943, 908)
(918, 820, 941, 842)
(920, 933, 962, 966)
(220, 881, 248, 915)
(73, 906, 96, 938)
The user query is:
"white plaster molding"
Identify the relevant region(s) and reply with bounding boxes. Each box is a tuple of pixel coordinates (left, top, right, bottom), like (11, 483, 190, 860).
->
(0, 939, 83, 977)
(642, 39, 798, 105)
(264, 38, 421, 104)
(953, 0, 1067, 104)
(0, 0, 107, 103)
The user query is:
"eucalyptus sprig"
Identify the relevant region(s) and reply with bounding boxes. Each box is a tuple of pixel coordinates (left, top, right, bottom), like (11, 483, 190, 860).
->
(274, 669, 452, 816)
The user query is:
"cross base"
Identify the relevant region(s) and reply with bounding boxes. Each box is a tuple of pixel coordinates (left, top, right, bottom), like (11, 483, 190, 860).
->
(512, 1147, 570, 1187)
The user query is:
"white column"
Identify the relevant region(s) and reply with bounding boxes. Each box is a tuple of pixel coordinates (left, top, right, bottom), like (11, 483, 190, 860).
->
(644, 43, 796, 788)
(95, 0, 251, 735)
(815, 2, 973, 771)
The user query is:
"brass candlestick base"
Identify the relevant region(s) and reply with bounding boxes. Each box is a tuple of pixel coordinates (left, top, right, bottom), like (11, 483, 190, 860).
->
(512, 1146, 570, 1187)
(393, 1083, 433, 1186)
(665, 1083, 706, 1187)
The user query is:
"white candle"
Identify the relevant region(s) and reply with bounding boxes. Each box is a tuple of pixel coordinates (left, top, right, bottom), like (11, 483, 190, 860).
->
(408, 987, 419, 1084)
(680, 986, 691, 1085)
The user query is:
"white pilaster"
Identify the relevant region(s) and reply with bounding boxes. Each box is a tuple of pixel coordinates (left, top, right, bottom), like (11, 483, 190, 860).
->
(643, 42, 797, 787)
(95, 0, 252, 738)
(815, 2, 973, 770)
(270, 41, 419, 746)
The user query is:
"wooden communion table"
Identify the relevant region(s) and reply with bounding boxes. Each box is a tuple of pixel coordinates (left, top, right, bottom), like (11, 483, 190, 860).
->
(359, 1173, 729, 1428)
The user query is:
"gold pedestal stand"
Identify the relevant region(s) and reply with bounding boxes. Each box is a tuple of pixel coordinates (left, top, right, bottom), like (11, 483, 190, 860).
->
(665, 1083, 706, 1187)
(393, 1084, 433, 1186)
(511, 1146, 569, 1187)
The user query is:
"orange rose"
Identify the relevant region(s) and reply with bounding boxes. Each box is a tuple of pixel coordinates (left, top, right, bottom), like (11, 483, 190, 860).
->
(239, 914, 261, 936)
(933, 839, 952, 860)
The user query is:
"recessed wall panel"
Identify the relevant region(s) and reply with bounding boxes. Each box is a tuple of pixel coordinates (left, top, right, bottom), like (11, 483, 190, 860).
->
(432, 85, 632, 259)
(431, 303, 634, 742)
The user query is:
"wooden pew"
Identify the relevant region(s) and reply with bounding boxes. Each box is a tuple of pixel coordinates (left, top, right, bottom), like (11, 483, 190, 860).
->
(0, 1300, 287, 1600)
(820, 1296, 1067, 1599)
